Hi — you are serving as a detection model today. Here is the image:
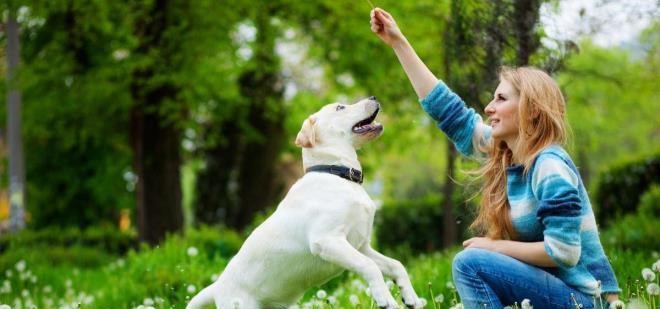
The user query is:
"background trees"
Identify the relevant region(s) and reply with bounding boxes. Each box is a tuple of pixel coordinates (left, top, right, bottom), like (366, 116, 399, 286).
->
(0, 0, 657, 250)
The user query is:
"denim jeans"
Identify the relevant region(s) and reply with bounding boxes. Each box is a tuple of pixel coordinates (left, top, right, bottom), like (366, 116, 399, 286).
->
(452, 248, 608, 309)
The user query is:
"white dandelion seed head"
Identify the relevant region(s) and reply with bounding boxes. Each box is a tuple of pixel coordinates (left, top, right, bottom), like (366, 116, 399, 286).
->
(21, 289, 29, 297)
(143, 298, 154, 306)
(187, 247, 199, 257)
(521, 298, 532, 309)
(446, 281, 455, 289)
(316, 290, 327, 299)
(419, 298, 428, 307)
(652, 260, 660, 272)
(186, 284, 196, 294)
(327, 296, 337, 304)
(642, 268, 655, 281)
(647, 283, 660, 295)
(434, 294, 444, 303)
(349, 294, 360, 305)
(0, 304, 10, 309)
(15, 260, 26, 272)
(608, 300, 625, 309)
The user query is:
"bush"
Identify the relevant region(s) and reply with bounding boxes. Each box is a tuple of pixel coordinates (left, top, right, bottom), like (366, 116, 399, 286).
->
(594, 153, 659, 227)
(638, 184, 660, 217)
(0, 225, 137, 256)
(601, 212, 660, 251)
(375, 194, 474, 256)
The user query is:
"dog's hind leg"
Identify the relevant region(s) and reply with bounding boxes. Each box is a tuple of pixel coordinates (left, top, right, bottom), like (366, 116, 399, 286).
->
(186, 283, 217, 309)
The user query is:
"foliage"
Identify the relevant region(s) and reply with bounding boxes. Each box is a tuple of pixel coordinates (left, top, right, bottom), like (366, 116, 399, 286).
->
(601, 212, 660, 252)
(0, 226, 137, 256)
(0, 226, 657, 308)
(594, 152, 659, 227)
(638, 184, 660, 218)
(375, 194, 475, 256)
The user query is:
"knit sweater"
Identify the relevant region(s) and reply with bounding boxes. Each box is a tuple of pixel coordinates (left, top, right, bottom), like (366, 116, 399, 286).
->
(420, 80, 621, 296)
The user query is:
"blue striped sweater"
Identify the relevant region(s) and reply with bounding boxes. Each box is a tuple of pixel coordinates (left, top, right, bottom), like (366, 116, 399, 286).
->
(420, 80, 621, 295)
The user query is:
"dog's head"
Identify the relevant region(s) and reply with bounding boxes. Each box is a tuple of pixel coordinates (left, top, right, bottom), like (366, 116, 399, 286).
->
(295, 96, 383, 149)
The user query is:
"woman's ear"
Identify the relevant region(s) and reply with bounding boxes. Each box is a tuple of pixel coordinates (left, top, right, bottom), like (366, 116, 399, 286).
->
(295, 116, 317, 148)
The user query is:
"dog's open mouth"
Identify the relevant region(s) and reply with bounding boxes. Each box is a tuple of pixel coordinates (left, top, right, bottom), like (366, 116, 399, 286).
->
(352, 107, 383, 134)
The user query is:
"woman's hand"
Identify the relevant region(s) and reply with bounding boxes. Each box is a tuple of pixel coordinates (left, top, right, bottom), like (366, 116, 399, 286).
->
(463, 237, 499, 251)
(370, 8, 405, 47)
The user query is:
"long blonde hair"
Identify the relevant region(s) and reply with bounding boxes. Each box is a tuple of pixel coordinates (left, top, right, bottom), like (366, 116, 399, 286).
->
(470, 66, 569, 240)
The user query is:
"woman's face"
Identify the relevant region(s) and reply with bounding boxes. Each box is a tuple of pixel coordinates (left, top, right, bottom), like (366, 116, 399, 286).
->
(485, 80, 520, 143)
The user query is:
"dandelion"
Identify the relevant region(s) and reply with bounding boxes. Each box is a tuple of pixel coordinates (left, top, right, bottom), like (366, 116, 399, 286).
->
(435, 294, 444, 303)
(642, 268, 655, 281)
(211, 273, 220, 281)
(316, 290, 327, 299)
(327, 296, 337, 305)
(608, 300, 625, 308)
(15, 260, 26, 272)
(653, 260, 660, 272)
(349, 294, 360, 305)
(446, 281, 455, 290)
(0, 304, 9, 309)
(187, 246, 199, 257)
(112, 49, 130, 61)
(647, 283, 659, 295)
(521, 298, 532, 309)
(187, 284, 197, 294)
(143, 298, 154, 306)
(419, 297, 428, 307)
(21, 289, 29, 297)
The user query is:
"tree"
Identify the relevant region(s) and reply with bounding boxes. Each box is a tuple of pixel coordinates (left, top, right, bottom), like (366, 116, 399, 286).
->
(5, 9, 26, 232)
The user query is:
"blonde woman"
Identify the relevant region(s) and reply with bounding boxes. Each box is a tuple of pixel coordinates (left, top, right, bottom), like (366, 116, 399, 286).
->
(370, 7, 620, 309)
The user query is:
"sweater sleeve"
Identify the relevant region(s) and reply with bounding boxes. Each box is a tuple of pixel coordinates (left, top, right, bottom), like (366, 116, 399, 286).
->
(532, 155, 583, 268)
(419, 80, 492, 159)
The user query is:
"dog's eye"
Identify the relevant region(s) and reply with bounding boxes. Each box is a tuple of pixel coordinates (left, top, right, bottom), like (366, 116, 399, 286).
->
(335, 105, 345, 111)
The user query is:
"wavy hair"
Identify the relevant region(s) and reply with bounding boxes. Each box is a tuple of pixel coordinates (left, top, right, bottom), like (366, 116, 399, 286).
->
(470, 66, 570, 240)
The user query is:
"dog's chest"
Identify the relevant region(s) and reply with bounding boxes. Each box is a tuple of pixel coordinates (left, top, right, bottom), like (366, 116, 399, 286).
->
(345, 194, 377, 248)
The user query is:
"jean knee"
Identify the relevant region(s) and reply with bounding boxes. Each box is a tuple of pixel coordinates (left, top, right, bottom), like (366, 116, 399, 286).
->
(452, 248, 491, 275)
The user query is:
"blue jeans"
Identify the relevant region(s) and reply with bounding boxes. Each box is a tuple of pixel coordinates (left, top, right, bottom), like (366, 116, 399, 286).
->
(452, 248, 607, 309)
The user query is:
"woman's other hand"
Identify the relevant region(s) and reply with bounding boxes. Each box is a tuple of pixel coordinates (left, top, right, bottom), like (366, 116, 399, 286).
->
(463, 237, 498, 251)
(370, 8, 405, 47)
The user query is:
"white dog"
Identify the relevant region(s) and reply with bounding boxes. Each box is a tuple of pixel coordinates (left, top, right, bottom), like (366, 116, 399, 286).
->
(187, 97, 423, 309)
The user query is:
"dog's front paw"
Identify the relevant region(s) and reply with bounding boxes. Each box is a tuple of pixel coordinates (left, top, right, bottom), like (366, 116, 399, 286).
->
(402, 296, 426, 309)
(375, 293, 399, 309)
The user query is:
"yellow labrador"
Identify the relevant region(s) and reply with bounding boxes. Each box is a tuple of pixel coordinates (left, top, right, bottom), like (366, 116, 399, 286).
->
(187, 97, 423, 309)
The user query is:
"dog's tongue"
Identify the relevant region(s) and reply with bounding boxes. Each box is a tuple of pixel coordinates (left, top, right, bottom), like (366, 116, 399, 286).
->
(353, 124, 375, 133)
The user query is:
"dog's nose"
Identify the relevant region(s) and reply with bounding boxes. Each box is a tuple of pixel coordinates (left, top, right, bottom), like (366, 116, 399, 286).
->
(369, 96, 377, 101)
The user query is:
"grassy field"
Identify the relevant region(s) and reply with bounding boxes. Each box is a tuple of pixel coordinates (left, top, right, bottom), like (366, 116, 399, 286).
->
(0, 227, 657, 309)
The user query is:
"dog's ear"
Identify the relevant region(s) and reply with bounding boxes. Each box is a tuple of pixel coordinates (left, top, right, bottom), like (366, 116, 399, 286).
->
(295, 116, 317, 148)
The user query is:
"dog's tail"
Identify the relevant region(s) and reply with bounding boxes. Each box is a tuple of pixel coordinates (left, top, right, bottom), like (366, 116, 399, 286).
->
(185, 284, 216, 309)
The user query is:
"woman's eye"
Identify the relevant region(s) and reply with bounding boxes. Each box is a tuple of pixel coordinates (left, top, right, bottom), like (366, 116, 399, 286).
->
(336, 105, 345, 111)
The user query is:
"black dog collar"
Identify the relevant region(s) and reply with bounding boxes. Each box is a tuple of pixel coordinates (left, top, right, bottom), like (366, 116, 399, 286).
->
(305, 165, 363, 184)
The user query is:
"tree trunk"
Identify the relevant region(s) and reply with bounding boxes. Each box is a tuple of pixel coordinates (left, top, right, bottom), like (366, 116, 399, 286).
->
(194, 121, 242, 225)
(130, 0, 184, 244)
(442, 143, 458, 247)
(6, 13, 26, 232)
(514, 0, 542, 66)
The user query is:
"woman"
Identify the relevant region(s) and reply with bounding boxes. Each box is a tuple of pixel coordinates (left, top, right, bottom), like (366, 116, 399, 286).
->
(369, 7, 621, 309)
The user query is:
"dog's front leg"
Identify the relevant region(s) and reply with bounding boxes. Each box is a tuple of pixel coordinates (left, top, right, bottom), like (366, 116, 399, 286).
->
(361, 246, 424, 309)
(310, 236, 399, 309)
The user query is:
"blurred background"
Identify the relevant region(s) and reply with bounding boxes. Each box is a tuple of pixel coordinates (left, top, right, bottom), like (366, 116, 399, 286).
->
(0, 0, 658, 307)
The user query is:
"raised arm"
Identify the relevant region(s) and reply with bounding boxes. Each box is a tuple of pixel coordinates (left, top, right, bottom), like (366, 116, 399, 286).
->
(370, 8, 437, 99)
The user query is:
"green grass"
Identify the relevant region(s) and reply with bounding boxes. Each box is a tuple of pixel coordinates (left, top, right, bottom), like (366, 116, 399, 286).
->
(0, 229, 658, 308)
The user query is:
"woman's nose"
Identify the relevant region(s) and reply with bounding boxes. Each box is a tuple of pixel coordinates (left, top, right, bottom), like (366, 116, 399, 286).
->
(485, 103, 495, 115)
